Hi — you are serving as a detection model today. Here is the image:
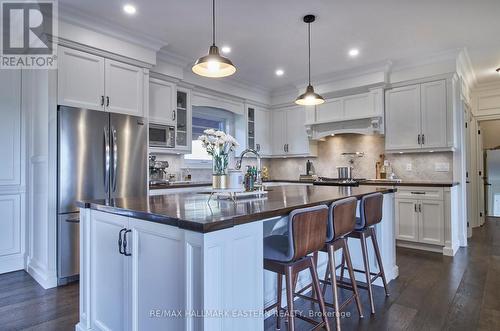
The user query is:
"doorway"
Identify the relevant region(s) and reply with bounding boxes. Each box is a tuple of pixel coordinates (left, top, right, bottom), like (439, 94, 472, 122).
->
(486, 149, 500, 217)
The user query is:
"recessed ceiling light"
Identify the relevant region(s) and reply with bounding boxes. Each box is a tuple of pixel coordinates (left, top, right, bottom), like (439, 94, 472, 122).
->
(221, 46, 231, 54)
(275, 69, 284, 76)
(349, 48, 359, 57)
(123, 4, 136, 15)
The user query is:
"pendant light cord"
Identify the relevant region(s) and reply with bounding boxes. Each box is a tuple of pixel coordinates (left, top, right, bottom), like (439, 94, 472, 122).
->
(212, 0, 216, 46)
(308, 22, 311, 85)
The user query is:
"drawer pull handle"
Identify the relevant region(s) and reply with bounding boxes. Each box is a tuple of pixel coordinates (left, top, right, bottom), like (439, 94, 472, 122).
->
(410, 192, 426, 195)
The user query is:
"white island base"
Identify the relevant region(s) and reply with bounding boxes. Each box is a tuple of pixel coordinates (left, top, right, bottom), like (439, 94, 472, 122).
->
(76, 193, 396, 331)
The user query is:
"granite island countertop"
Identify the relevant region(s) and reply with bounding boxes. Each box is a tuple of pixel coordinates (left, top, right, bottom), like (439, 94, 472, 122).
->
(79, 185, 396, 233)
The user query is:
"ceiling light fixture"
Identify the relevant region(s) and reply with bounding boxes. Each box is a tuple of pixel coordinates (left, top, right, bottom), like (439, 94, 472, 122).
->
(295, 15, 324, 106)
(123, 4, 137, 15)
(349, 48, 359, 57)
(192, 0, 236, 78)
(275, 69, 284, 76)
(221, 46, 231, 54)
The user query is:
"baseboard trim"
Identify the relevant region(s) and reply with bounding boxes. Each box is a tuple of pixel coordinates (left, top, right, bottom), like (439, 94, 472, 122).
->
(0, 254, 25, 274)
(26, 259, 57, 289)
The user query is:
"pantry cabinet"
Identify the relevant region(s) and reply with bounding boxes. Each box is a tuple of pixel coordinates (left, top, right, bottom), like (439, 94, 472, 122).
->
(385, 80, 449, 152)
(58, 46, 147, 117)
(395, 187, 445, 247)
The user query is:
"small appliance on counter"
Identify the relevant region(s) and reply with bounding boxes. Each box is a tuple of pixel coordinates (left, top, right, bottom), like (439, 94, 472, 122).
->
(149, 155, 170, 183)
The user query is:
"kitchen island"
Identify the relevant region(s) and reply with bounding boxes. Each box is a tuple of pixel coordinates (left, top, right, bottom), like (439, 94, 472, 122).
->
(76, 185, 397, 331)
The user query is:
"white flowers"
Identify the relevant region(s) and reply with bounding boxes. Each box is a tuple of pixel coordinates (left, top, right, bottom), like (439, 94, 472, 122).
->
(198, 129, 239, 155)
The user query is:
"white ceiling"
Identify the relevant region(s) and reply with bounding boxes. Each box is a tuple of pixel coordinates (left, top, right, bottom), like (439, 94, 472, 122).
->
(59, 0, 500, 91)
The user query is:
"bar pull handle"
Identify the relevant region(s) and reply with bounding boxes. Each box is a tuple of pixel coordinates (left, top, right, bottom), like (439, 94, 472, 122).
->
(422, 134, 425, 145)
(414, 204, 418, 212)
(65, 216, 80, 223)
(104, 127, 110, 193)
(118, 228, 126, 255)
(411, 191, 426, 195)
(419, 204, 422, 213)
(418, 134, 421, 145)
(106, 96, 110, 107)
(101, 95, 105, 107)
(112, 127, 118, 192)
(172, 110, 176, 121)
(123, 229, 132, 256)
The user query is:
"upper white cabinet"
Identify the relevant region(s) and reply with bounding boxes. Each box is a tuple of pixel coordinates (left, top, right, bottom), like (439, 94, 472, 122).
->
(420, 80, 447, 149)
(105, 59, 144, 116)
(174, 88, 192, 152)
(254, 107, 271, 156)
(57, 47, 105, 111)
(385, 85, 421, 150)
(149, 78, 176, 125)
(385, 80, 450, 152)
(58, 46, 147, 117)
(271, 106, 317, 157)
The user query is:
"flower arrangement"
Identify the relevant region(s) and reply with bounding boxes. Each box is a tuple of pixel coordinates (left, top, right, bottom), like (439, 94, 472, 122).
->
(198, 129, 239, 176)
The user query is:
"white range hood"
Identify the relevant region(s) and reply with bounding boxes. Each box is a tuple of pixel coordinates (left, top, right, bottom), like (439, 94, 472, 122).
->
(304, 87, 384, 140)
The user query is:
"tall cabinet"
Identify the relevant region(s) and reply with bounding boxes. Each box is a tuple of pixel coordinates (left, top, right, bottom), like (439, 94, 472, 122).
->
(0, 70, 24, 274)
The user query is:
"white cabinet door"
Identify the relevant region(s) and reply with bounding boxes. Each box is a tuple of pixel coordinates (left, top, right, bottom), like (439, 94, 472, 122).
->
(105, 59, 144, 116)
(0, 70, 21, 186)
(90, 211, 129, 331)
(57, 46, 105, 110)
(0, 195, 21, 257)
(418, 200, 445, 245)
(129, 220, 185, 331)
(255, 108, 271, 155)
(149, 78, 176, 125)
(316, 98, 342, 122)
(385, 85, 421, 150)
(286, 106, 310, 155)
(420, 80, 447, 149)
(271, 110, 286, 155)
(395, 199, 419, 242)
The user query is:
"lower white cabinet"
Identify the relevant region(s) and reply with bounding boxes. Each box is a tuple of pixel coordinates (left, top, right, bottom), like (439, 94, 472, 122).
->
(87, 210, 186, 331)
(395, 188, 445, 247)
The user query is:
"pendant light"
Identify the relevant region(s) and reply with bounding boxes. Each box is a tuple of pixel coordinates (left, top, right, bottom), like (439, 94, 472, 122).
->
(192, 0, 236, 78)
(295, 15, 325, 106)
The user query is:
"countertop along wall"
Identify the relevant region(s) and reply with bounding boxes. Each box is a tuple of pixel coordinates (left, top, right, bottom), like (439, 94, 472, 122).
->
(268, 134, 454, 181)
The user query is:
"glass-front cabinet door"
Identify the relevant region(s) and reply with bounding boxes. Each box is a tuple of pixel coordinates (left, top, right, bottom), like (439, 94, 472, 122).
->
(175, 88, 192, 152)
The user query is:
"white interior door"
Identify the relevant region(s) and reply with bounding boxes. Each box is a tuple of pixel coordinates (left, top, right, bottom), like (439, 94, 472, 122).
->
(385, 85, 422, 150)
(105, 59, 144, 116)
(57, 46, 105, 110)
(90, 211, 129, 331)
(420, 80, 447, 148)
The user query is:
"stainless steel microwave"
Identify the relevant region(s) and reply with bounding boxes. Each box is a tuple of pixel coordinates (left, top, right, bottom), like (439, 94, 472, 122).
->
(149, 123, 175, 148)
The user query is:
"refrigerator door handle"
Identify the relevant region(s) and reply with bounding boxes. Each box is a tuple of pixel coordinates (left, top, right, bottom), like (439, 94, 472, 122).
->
(104, 127, 110, 193)
(112, 127, 118, 192)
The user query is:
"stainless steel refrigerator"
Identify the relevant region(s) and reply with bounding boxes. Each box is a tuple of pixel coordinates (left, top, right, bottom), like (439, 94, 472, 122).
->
(57, 106, 147, 284)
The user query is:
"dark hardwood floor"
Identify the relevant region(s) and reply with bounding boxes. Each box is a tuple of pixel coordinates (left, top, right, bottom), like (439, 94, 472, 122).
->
(1, 218, 500, 330)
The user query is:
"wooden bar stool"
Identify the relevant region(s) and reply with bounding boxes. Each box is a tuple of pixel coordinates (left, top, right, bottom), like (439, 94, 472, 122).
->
(295, 197, 364, 331)
(340, 192, 389, 315)
(264, 205, 331, 331)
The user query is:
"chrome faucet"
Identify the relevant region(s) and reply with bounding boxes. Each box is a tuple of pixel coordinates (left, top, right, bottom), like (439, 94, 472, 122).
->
(235, 148, 262, 187)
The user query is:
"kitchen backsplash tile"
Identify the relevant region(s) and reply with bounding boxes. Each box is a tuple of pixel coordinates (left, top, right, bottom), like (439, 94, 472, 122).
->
(268, 134, 454, 181)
